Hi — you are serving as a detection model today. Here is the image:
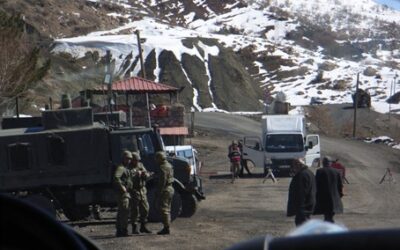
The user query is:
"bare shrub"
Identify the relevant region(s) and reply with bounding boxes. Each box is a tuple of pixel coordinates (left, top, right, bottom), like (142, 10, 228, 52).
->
(0, 13, 49, 115)
(307, 106, 335, 136)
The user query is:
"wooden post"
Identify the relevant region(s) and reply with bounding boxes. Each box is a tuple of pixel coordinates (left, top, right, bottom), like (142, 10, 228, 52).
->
(135, 30, 146, 79)
(105, 50, 113, 115)
(15, 97, 19, 118)
(353, 73, 359, 138)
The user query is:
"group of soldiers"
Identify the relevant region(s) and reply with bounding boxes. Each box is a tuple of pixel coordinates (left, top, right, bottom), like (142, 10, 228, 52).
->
(114, 150, 174, 237)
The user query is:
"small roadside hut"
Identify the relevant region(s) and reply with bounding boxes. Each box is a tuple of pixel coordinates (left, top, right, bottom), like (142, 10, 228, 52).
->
(79, 76, 188, 145)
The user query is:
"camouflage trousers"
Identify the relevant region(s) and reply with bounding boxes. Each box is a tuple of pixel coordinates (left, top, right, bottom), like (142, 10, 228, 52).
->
(158, 186, 174, 227)
(131, 192, 149, 225)
(116, 194, 130, 234)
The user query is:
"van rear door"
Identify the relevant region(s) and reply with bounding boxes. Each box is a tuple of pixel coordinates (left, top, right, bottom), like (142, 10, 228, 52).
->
(305, 134, 320, 167)
(242, 136, 264, 169)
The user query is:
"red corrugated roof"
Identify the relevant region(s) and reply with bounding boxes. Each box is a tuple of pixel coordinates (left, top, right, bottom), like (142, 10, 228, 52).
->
(90, 76, 178, 94)
(158, 126, 189, 135)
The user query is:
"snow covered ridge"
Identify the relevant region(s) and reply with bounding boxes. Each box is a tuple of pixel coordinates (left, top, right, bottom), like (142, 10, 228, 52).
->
(52, 0, 400, 113)
(364, 136, 400, 150)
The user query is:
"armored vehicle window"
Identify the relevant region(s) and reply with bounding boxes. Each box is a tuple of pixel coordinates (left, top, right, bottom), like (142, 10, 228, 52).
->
(120, 134, 139, 152)
(7, 143, 32, 171)
(47, 135, 66, 166)
(140, 133, 155, 155)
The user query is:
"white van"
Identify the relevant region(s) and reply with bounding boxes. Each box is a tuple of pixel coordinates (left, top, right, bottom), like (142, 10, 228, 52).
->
(243, 115, 320, 175)
(165, 145, 201, 175)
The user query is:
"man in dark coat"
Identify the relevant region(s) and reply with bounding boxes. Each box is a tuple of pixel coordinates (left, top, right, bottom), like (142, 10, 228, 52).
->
(314, 156, 344, 223)
(287, 158, 316, 226)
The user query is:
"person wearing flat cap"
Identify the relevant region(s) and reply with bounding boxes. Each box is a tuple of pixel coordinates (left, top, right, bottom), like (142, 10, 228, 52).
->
(314, 156, 344, 223)
(287, 158, 316, 226)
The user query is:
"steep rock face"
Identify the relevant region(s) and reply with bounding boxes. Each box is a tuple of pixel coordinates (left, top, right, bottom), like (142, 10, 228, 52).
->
(208, 46, 263, 111)
(2, 0, 400, 113)
(181, 53, 213, 109)
(157, 50, 194, 108)
(0, 0, 125, 38)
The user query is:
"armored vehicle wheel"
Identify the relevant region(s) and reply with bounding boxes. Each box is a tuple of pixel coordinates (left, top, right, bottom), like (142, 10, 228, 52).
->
(52, 190, 91, 221)
(180, 194, 198, 218)
(23, 194, 56, 219)
(62, 205, 91, 221)
(147, 186, 182, 222)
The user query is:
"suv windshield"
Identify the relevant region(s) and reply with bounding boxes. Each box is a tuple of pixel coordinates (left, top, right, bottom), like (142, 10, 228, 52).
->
(265, 134, 304, 153)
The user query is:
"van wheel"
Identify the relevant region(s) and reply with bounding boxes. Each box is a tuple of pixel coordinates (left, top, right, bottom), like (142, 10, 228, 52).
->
(180, 194, 197, 218)
(147, 187, 182, 222)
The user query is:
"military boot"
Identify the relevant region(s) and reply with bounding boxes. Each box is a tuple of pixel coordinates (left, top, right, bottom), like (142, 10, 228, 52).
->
(140, 223, 152, 234)
(157, 226, 170, 235)
(132, 224, 140, 234)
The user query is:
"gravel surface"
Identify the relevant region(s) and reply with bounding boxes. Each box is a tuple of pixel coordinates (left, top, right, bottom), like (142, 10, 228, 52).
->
(73, 110, 400, 250)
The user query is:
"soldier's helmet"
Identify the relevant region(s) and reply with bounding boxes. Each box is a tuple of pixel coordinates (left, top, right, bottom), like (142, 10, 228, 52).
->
(122, 150, 133, 159)
(155, 151, 167, 161)
(232, 140, 238, 145)
(131, 152, 141, 161)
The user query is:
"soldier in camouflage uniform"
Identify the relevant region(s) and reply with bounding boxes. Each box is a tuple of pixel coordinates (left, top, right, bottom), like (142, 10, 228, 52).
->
(113, 150, 133, 237)
(130, 152, 152, 234)
(155, 151, 174, 235)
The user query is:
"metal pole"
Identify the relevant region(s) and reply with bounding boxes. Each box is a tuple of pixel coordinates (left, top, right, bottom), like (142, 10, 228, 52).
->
(353, 73, 359, 138)
(135, 30, 146, 79)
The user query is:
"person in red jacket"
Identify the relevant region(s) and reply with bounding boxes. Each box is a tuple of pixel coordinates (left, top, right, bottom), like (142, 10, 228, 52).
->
(331, 159, 349, 184)
(228, 141, 241, 183)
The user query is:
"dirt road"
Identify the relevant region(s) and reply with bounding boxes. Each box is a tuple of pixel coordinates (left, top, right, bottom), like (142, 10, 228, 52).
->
(74, 112, 400, 250)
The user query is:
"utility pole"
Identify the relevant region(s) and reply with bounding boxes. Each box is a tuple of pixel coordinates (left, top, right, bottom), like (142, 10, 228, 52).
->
(135, 30, 146, 78)
(135, 30, 151, 127)
(104, 50, 113, 114)
(353, 73, 360, 138)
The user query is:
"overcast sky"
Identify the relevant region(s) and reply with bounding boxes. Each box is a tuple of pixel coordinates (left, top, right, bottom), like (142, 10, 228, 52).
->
(374, 0, 400, 9)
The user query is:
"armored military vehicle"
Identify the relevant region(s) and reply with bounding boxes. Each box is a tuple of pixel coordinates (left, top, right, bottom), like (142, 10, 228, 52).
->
(0, 107, 204, 221)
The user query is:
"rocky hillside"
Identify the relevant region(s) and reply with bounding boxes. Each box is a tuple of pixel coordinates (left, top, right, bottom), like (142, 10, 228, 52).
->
(1, 0, 400, 113)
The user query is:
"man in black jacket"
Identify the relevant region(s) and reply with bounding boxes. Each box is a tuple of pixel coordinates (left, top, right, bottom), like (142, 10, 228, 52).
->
(287, 158, 316, 226)
(314, 156, 344, 223)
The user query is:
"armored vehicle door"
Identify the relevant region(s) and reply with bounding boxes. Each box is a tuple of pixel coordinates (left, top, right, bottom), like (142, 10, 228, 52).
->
(110, 129, 163, 173)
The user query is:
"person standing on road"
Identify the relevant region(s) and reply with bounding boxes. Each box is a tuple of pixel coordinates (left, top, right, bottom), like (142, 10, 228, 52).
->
(130, 152, 152, 234)
(155, 151, 174, 235)
(314, 156, 344, 223)
(287, 158, 316, 226)
(228, 140, 241, 182)
(238, 140, 252, 177)
(113, 150, 133, 237)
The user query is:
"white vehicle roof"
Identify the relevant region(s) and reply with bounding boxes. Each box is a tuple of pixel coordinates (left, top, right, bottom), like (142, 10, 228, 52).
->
(262, 115, 305, 133)
(166, 145, 194, 151)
